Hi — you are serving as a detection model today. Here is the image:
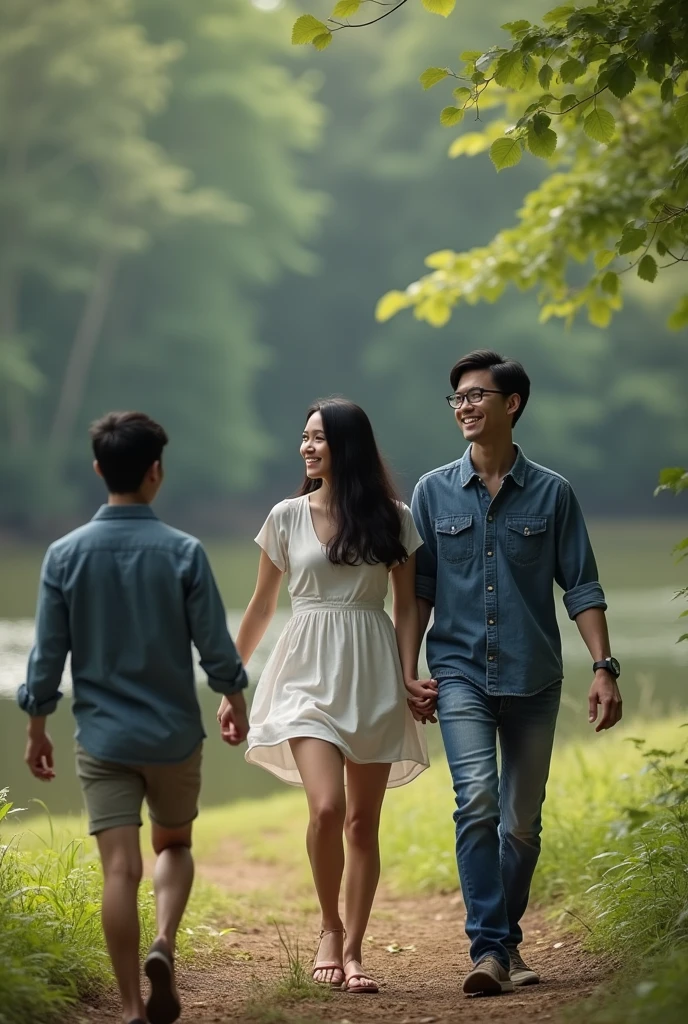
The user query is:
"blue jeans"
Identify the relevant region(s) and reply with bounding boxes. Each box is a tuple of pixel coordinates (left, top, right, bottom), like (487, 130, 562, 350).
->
(437, 677, 561, 969)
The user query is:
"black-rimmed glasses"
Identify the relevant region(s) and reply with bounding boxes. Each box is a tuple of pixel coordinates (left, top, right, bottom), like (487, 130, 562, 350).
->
(445, 388, 506, 409)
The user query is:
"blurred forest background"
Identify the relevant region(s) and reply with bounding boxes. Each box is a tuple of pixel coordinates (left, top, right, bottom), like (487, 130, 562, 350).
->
(1, 0, 686, 539)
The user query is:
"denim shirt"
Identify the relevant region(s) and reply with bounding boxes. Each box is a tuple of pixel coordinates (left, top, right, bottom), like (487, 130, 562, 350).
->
(411, 446, 606, 695)
(17, 505, 248, 764)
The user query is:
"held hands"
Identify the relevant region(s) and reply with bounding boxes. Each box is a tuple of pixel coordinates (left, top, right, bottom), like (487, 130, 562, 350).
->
(588, 670, 623, 732)
(25, 728, 55, 781)
(404, 676, 439, 725)
(217, 692, 250, 746)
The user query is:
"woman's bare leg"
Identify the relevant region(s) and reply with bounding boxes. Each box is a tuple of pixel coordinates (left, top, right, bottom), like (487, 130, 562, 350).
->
(342, 761, 391, 992)
(289, 738, 347, 984)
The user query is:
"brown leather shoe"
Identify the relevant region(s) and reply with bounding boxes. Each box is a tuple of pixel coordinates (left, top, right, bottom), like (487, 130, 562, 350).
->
(463, 955, 514, 995)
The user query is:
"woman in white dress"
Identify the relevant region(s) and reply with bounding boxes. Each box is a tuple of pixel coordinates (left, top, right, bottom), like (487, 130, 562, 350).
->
(217, 398, 437, 993)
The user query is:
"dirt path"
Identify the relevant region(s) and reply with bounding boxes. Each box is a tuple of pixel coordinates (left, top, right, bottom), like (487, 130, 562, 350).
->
(70, 843, 611, 1024)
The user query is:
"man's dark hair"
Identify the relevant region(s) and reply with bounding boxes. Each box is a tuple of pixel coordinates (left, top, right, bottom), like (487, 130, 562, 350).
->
(449, 349, 531, 426)
(90, 412, 168, 494)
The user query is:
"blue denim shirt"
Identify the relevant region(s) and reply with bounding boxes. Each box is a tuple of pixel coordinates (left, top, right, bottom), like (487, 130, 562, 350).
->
(17, 505, 248, 764)
(411, 446, 606, 695)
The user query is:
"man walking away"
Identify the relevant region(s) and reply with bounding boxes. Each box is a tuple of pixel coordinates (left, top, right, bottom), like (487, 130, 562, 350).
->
(18, 412, 249, 1024)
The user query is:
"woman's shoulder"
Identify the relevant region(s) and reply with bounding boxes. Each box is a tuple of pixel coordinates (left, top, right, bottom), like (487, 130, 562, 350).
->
(266, 495, 307, 521)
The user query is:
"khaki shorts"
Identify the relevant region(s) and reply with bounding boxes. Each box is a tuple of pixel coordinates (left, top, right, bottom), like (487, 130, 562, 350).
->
(75, 743, 202, 836)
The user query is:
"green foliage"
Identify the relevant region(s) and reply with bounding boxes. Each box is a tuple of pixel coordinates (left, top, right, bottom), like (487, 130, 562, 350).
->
(0, 787, 238, 1022)
(654, 467, 688, 643)
(0, 0, 324, 527)
(304, 0, 688, 329)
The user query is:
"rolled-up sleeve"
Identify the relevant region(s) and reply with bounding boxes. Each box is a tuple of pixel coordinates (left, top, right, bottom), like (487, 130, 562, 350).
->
(17, 547, 70, 717)
(185, 542, 248, 695)
(555, 482, 607, 619)
(411, 482, 437, 606)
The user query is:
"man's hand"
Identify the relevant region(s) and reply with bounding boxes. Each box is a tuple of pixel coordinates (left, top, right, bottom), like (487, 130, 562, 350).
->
(405, 677, 438, 725)
(25, 725, 55, 781)
(588, 671, 622, 732)
(218, 692, 250, 746)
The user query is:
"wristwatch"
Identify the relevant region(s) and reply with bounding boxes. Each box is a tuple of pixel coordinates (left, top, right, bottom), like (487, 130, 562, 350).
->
(593, 657, 621, 678)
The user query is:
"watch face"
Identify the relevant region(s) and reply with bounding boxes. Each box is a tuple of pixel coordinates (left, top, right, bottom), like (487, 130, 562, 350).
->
(610, 657, 621, 677)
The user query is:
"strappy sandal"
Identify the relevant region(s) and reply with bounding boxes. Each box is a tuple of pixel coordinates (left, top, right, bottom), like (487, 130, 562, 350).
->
(343, 958, 379, 994)
(312, 928, 345, 988)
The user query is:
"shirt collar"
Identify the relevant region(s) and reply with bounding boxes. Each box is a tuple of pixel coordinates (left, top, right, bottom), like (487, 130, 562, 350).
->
(92, 504, 158, 521)
(459, 444, 527, 489)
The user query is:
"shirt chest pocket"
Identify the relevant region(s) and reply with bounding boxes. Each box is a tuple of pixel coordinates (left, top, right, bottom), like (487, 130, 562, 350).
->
(506, 515, 548, 566)
(436, 514, 474, 564)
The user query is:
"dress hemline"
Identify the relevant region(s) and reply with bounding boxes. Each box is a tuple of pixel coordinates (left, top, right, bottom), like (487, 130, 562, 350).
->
(245, 731, 429, 789)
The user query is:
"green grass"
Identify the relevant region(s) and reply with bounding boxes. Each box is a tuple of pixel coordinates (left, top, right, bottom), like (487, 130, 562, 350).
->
(0, 792, 245, 1024)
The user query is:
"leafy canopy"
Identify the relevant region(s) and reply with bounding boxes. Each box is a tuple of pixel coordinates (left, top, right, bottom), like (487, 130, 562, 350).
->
(293, 0, 688, 330)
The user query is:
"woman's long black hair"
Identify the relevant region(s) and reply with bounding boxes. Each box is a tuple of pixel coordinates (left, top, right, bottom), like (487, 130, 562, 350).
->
(297, 398, 407, 567)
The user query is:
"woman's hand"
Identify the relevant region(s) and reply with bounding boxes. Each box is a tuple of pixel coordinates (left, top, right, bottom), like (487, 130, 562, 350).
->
(218, 692, 250, 746)
(404, 676, 438, 724)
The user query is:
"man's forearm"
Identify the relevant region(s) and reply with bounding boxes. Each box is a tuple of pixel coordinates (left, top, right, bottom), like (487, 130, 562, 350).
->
(417, 597, 433, 639)
(27, 715, 48, 736)
(575, 607, 612, 661)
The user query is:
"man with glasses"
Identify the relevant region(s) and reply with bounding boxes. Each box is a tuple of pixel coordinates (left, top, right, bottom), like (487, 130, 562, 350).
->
(409, 349, 621, 996)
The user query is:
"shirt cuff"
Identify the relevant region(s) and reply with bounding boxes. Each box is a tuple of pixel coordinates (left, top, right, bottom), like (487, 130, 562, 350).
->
(563, 581, 607, 620)
(208, 665, 249, 696)
(415, 574, 436, 606)
(17, 684, 62, 717)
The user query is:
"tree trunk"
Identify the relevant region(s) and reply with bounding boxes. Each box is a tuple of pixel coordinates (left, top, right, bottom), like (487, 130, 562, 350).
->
(50, 250, 118, 449)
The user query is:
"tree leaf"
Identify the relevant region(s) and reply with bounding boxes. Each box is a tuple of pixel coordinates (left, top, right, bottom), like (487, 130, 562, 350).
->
(538, 65, 553, 90)
(638, 254, 658, 283)
(560, 93, 579, 113)
(560, 58, 586, 83)
(440, 106, 465, 126)
(421, 0, 456, 16)
(332, 0, 361, 15)
(594, 249, 616, 270)
(460, 50, 483, 62)
(527, 125, 557, 158)
(617, 227, 647, 255)
(453, 87, 473, 102)
(490, 136, 523, 171)
(608, 63, 636, 100)
(583, 107, 616, 144)
(668, 297, 688, 330)
(674, 95, 688, 137)
(375, 291, 409, 322)
(449, 132, 491, 158)
(501, 20, 531, 33)
(292, 15, 328, 46)
(420, 67, 449, 89)
(494, 50, 528, 89)
(660, 78, 673, 103)
(533, 112, 552, 134)
(601, 271, 619, 295)
(312, 31, 333, 51)
(588, 296, 612, 328)
(543, 5, 576, 23)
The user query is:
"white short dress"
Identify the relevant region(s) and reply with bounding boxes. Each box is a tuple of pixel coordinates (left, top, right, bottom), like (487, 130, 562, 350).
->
(245, 495, 429, 788)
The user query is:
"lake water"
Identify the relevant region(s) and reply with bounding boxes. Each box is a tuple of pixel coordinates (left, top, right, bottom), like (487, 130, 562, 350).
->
(1, 589, 686, 818)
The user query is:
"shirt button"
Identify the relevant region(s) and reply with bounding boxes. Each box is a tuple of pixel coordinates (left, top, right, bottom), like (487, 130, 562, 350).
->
(487, 551, 493, 557)
(488, 515, 494, 522)
(488, 655, 495, 662)
(488, 618, 495, 625)
(487, 585, 494, 592)
(451, 526, 457, 533)
(524, 527, 531, 536)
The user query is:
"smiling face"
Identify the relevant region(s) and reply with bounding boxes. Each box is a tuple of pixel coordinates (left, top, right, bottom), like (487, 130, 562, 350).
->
(300, 410, 332, 482)
(452, 368, 521, 444)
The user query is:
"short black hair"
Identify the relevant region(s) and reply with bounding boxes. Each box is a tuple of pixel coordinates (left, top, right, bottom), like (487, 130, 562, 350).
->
(90, 412, 168, 493)
(449, 349, 531, 426)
